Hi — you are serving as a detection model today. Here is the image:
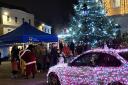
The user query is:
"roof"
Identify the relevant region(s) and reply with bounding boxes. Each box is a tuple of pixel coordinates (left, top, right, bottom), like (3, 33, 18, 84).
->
(87, 48, 128, 53)
(0, 22, 58, 43)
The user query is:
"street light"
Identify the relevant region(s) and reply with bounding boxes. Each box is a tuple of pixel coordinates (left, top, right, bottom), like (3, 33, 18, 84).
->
(3, 11, 9, 16)
(2, 11, 11, 22)
(38, 23, 45, 31)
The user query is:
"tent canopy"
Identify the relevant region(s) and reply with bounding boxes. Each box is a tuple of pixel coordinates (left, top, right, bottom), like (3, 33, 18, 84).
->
(0, 22, 58, 44)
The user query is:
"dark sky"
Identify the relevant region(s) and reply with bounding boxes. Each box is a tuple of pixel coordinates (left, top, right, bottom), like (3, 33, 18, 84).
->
(1, 0, 76, 28)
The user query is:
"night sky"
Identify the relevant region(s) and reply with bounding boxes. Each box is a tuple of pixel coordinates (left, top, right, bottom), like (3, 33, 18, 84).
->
(1, 0, 76, 29)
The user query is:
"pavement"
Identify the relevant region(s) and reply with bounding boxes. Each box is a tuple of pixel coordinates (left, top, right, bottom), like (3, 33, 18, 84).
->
(0, 61, 48, 85)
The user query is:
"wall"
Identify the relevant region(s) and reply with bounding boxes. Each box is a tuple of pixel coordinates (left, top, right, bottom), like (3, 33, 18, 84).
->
(0, 7, 34, 34)
(110, 15, 128, 33)
(102, 0, 128, 34)
(103, 0, 128, 16)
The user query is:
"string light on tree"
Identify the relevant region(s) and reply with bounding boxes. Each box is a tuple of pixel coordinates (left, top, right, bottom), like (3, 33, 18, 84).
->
(66, 0, 120, 47)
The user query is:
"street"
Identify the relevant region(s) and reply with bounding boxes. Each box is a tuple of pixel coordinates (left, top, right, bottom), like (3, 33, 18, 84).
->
(0, 61, 47, 85)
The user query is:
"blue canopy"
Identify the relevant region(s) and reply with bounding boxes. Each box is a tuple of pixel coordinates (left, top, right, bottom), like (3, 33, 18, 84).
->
(0, 22, 58, 44)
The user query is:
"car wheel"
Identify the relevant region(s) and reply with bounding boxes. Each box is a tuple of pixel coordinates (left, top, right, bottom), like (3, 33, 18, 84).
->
(108, 81, 123, 85)
(48, 73, 60, 85)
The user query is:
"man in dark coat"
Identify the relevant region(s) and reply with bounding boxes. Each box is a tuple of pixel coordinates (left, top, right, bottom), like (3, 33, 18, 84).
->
(50, 44, 58, 67)
(69, 42, 75, 55)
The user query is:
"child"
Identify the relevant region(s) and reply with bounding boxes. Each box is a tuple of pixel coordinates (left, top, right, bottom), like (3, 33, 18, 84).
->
(11, 58, 18, 78)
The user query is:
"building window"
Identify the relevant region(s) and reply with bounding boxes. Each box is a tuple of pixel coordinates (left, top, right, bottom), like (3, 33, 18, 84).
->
(48, 29, 49, 33)
(113, 0, 120, 8)
(22, 18, 25, 23)
(8, 29, 11, 32)
(7, 16, 10, 21)
(45, 28, 47, 33)
(29, 19, 31, 24)
(15, 17, 18, 23)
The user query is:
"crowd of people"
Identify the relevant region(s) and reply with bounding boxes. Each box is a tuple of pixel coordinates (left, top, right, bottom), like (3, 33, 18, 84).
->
(11, 44, 48, 79)
(10, 39, 128, 79)
(10, 41, 90, 79)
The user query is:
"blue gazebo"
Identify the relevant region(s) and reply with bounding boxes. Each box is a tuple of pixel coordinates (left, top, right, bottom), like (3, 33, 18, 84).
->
(0, 22, 58, 44)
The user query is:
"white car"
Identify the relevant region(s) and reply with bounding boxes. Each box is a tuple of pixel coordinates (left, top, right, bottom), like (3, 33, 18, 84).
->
(47, 48, 128, 85)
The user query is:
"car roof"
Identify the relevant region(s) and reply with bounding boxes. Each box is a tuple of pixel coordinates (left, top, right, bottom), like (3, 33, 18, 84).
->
(86, 48, 128, 53)
(70, 48, 128, 63)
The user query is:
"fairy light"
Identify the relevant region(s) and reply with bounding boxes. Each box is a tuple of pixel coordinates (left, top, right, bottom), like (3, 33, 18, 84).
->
(47, 48, 128, 85)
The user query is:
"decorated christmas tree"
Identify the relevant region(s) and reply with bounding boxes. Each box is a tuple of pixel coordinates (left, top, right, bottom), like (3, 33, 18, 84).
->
(67, 0, 120, 47)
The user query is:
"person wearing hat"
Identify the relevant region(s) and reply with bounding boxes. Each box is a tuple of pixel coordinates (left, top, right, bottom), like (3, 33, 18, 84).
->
(20, 44, 37, 79)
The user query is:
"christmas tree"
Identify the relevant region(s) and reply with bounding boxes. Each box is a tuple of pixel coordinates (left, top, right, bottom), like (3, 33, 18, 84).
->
(67, 0, 120, 47)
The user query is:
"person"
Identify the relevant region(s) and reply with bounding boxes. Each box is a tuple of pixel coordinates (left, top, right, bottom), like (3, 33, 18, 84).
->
(50, 43, 58, 66)
(62, 43, 72, 62)
(42, 47, 48, 70)
(20, 45, 37, 79)
(57, 49, 64, 64)
(59, 40, 63, 53)
(19, 48, 26, 77)
(0, 50, 1, 65)
(75, 44, 83, 55)
(62, 43, 72, 57)
(34, 44, 43, 72)
(11, 45, 20, 78)
(69, 42, 75, 55)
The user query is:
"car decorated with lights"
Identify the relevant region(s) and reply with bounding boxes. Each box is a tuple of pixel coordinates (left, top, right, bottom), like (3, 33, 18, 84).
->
(47, 48, 128, 85)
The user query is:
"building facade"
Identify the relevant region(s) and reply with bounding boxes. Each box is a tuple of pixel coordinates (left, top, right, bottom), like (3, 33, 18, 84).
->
(43, 24, 51, 34)
(0, 7, 34, 35)
(38, 23, 52, 34)
(103, 0, 128, 33)
(103, 0, 128, 16)
(0, 3, 35, 58)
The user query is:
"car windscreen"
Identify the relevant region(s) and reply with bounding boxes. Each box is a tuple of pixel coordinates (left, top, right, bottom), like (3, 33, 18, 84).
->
(119, 52, 128, 61)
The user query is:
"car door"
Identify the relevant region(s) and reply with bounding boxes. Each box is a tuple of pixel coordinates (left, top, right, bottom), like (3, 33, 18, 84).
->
(93, 52, 123, 84)
(68, 52, 101, 85)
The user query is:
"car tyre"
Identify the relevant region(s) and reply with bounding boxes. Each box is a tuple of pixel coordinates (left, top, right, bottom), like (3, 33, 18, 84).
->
(48, 73, 60, 85)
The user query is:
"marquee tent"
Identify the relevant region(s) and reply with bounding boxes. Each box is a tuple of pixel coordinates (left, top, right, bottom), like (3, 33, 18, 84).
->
(0, 22, 58, 44)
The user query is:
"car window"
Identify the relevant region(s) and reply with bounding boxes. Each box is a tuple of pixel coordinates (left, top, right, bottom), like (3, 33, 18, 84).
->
(72, 53, 99, 66)
(119, 52, 128, 62)
(96, 53, 121, 67)
(72, 52, 121, 67)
